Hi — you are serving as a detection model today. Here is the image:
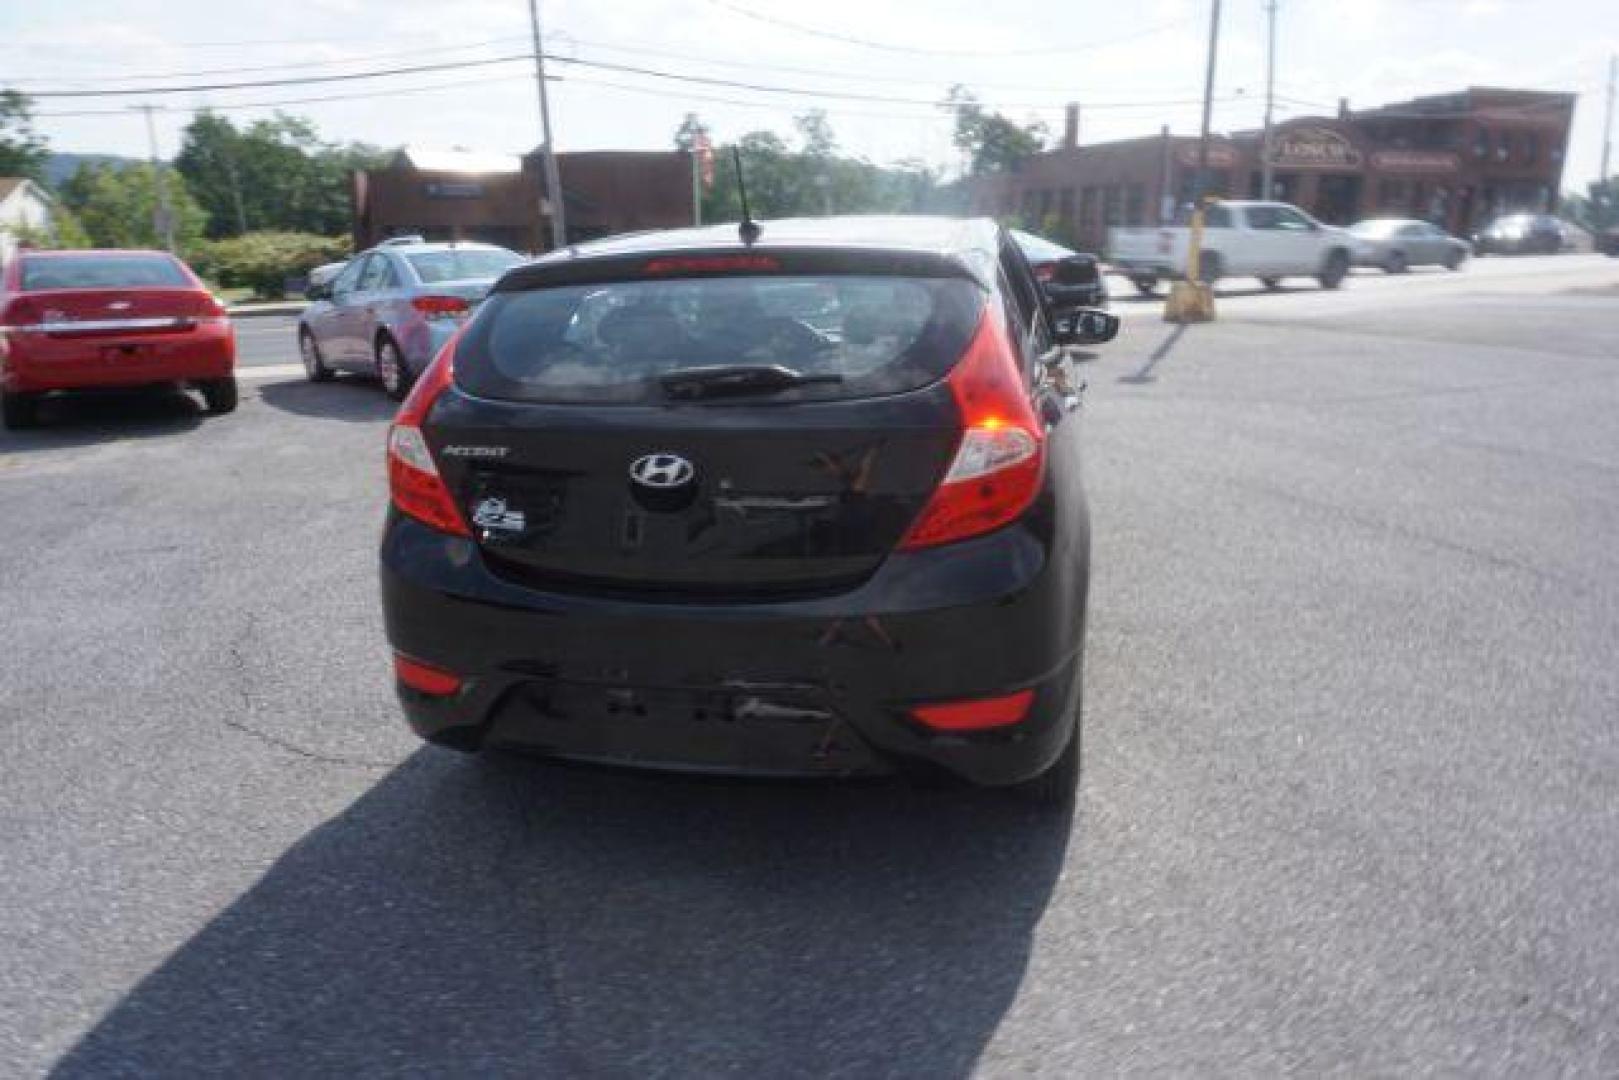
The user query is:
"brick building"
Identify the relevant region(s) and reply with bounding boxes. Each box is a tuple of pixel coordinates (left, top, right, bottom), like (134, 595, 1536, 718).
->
(352, 146, 693, 253)
(968, 87, 1577, 252)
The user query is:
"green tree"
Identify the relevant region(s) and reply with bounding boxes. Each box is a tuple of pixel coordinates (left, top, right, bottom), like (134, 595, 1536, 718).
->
(673, 112, 709, 152)
(682, 112, 950, 224)
(175, 111, 390, 238)
(942, 85, 1046, 176)
(59, 162, 208, 251)
(0, 90, 49, 181)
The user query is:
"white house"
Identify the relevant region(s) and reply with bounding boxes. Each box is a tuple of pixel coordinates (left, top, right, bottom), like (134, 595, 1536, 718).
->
(0, 178, 59, 267)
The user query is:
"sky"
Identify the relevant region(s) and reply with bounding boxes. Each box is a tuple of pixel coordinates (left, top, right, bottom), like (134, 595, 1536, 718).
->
(4, 0, 1617, 190)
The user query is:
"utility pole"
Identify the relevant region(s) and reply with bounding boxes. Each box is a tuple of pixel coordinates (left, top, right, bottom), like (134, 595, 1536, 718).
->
(1261, 0, 1278, 200)
(526, 0, 567, 251)
(1602, 53, 1615, 186)
(134, 105, 176, 251)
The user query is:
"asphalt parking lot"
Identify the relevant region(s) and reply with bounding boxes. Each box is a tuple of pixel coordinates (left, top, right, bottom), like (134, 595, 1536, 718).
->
(4, 255, 1619, 1076)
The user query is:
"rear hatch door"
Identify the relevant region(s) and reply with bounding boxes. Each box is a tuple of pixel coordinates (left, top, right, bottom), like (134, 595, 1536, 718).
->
(427, 251, 985, 598)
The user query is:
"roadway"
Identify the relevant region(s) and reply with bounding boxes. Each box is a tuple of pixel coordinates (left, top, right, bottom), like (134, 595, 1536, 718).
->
(3, 252, 1619, 1075)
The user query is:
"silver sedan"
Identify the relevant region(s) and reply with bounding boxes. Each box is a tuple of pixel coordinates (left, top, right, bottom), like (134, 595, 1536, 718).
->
(1347, 218, 1471, 273)
(297, 241, 524, 398)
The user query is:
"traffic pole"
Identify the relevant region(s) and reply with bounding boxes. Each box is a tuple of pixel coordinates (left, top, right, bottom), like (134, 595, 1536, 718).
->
(1166, 0, 1222, 323)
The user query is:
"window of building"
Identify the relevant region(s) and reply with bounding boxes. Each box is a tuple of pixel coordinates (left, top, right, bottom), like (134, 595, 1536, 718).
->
(1495, 133, 1512, 163)
(1125, 184, 1145, 227)
(1378, 179, 1408, 207)
(1102, 185, 1122, 227)
(1524, 133, 1539, 165)
(1080, 186, 1098, 231)
(1038, 189, 1054, 223)
(1472, 129, 1489, 159)
(1059, 187, 1075, 225)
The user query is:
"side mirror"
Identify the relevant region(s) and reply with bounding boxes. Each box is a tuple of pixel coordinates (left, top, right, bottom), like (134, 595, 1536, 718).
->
(305, 282, 331, 301)
(1053, 307, 1120, 347)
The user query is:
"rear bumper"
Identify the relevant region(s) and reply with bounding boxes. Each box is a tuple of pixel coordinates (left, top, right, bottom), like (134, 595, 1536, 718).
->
(2, 323, 235, 393)
(380, 509, 1088, 786)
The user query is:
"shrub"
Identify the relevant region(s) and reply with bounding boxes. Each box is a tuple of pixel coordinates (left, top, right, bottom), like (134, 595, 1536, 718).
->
(190, 231, 350, 299)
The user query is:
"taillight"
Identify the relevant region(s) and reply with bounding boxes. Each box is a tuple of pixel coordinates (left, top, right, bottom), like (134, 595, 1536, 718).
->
(910, 689, 1035, 731)
(394, 653, 463, 696)
(1033, 262, 1056, 282)
(410, 295, 471, 321)
(899, 306, 1045, 551)
(387, 340, 469, 537)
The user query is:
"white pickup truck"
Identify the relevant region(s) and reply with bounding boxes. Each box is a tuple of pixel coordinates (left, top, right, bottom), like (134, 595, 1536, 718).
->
(1110, 200, 1355, 295)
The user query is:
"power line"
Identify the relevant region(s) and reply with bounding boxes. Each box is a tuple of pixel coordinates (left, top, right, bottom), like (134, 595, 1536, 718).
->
(16, 49, 1229, 113)
(5, 37, 531, 87)
(19, 55, 535, 98)
(33, 74, 537, 119)
(701, 0, 1198, 57)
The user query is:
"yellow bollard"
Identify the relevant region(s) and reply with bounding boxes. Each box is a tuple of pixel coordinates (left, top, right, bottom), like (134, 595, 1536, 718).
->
(1164, 201, 1217, 324)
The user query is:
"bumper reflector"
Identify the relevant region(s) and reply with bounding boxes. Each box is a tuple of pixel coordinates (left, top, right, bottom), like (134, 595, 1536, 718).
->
(910, 688, 1035, 732)
(393, 654, 463, 696)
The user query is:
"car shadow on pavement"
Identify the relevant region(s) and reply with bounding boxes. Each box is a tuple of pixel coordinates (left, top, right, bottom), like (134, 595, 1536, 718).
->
(53, 749, 1073, 1078)
(256, 376, 399, 423)
(0, 389, 203, 455)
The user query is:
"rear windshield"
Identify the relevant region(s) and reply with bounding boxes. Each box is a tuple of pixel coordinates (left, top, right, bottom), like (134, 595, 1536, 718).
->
(20, 254, 189, 291)
(1350, 220, 1404, 237)
(454, 274, 985, 405)
(406, 249, 523, 284)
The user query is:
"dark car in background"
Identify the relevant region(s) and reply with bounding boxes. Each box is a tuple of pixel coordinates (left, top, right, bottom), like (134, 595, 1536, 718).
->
(1012, 228, 1108, 312)
(298, 240, 523, 398)
(1, 249, 236, 429)
(379, 216, 1119, 806)
(1473, 213, 1567, 255)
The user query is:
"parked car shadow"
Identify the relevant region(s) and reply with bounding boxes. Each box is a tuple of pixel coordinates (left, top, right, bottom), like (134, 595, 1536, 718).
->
(53, 750, 1073, 1078)
(0, 388, 203, 455)
(256, 376, 398, 424)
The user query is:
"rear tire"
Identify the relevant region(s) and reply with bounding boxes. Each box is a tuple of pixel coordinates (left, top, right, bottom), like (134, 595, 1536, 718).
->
(1318, 249, 1350, 290)
(200, 377, 238, 415)
(376, 335, 411, 401)
(2, 391, 41, 430)
(1384, 250, 1408, 274)
(1194, 253, 1223, 285)
(299, 330, 333, 382)
(1131, 275, 1159, 296)
(1444, 249, 1467, 270)
(1260, 276, 1282, 290)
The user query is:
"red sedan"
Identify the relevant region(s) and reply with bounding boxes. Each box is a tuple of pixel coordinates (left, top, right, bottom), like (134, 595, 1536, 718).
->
(0, 249, 237, 429)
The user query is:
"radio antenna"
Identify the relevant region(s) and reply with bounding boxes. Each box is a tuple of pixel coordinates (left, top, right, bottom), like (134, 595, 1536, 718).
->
(733, 146, 761, 245)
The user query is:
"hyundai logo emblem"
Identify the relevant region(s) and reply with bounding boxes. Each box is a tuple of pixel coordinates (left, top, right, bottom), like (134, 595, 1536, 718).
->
(629, 453, 696, 490)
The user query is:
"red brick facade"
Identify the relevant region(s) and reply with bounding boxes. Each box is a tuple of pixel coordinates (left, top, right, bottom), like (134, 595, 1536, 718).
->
(353, 150, 694, 253)
(967, 88, 1577, 252)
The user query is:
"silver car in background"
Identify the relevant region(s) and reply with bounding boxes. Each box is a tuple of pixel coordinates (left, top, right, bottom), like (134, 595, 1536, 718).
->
(1347, 218, 1471, 273)
(297, 241, 525, 398)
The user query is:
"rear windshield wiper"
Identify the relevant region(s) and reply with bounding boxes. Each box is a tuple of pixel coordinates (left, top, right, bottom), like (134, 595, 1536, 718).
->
(658, 364, 844, 401)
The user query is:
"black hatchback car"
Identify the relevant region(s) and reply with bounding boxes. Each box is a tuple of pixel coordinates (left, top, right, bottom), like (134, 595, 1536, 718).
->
(380, 216, 1117, 804)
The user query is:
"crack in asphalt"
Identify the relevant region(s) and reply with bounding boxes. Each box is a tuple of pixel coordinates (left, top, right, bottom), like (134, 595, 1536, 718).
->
(222, 614, 394, 771)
